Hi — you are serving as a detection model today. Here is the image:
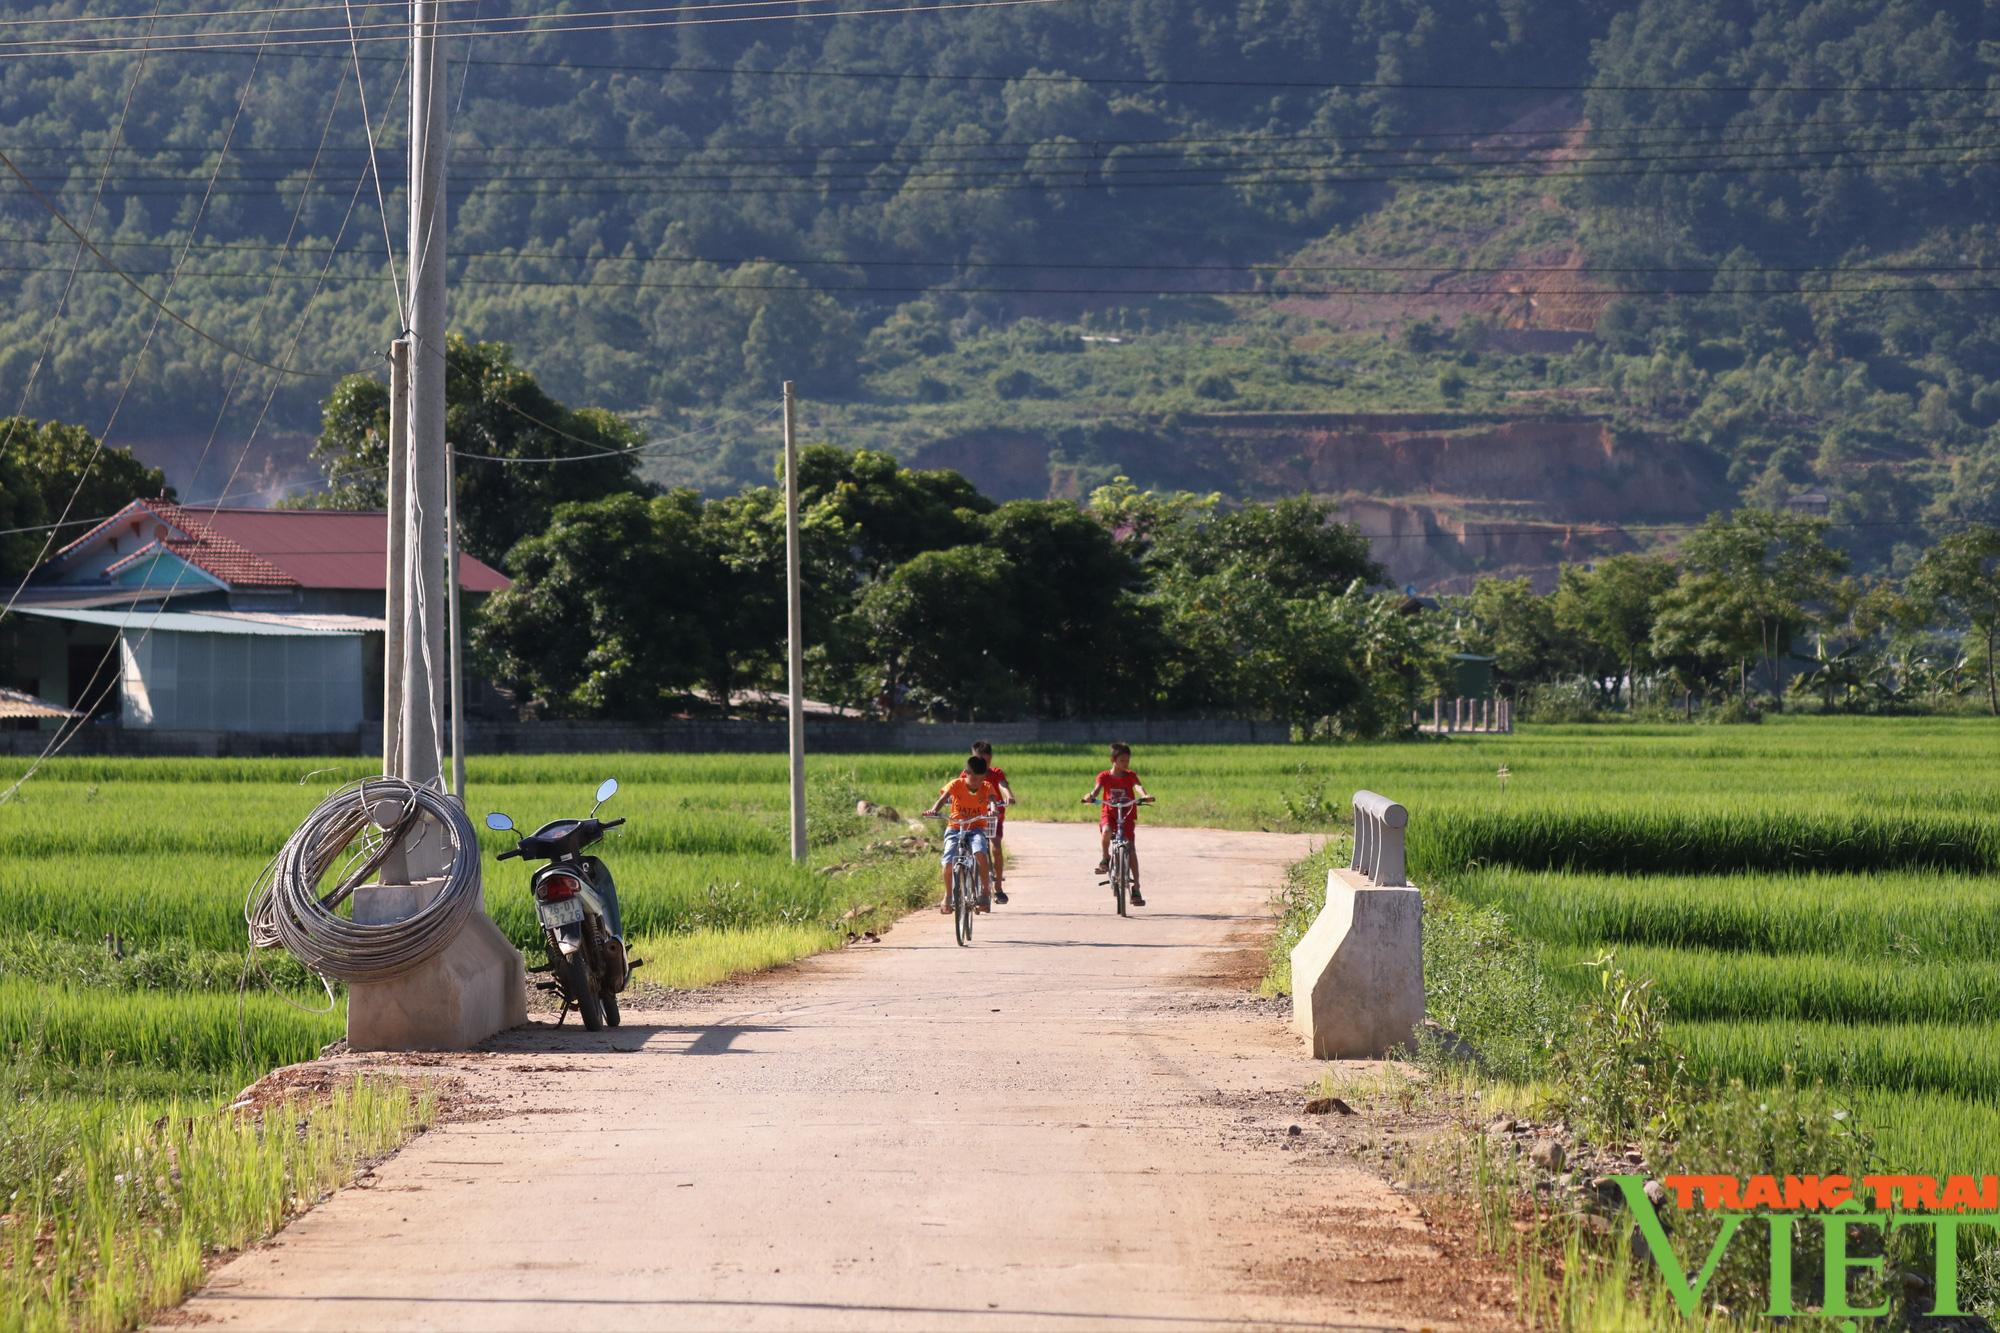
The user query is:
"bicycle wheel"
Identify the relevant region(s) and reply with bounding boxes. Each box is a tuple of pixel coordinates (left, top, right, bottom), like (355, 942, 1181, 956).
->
(1112, 844, 1128, 917)
(955, 863, 974, 946)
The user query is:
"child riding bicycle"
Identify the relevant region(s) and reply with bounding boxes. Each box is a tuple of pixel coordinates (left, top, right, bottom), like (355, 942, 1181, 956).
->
(924, 754, 1005, 914)
(961, 740, 1015, 904)
(1081, 742, 1153, 907)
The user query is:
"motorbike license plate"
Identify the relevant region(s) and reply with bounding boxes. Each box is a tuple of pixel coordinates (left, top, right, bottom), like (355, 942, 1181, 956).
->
(538, 898, 585, 928)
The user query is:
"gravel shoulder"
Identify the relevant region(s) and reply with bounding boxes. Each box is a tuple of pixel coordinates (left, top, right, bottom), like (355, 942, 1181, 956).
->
(172, 822, 1512, 1332)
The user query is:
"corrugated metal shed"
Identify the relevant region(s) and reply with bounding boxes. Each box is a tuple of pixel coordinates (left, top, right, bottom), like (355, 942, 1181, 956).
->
(0, 687, 80, 720)
(17, 608, 362, 636)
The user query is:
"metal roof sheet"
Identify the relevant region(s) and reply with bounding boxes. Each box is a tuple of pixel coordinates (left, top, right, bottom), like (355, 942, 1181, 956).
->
(0, 687, 80, 720)
(17, 608, 363, 637)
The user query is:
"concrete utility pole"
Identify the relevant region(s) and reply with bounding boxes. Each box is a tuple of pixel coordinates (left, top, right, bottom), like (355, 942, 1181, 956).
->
(783, 382, 807, 863)
(347, 0, 525, 1051)
(382, 338, 410, 774)
(445, 427, 465, 798)
(399, 0, 449, 786)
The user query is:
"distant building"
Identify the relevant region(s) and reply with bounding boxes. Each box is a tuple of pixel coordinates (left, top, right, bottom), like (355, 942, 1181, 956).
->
(7, 499, 507, 736)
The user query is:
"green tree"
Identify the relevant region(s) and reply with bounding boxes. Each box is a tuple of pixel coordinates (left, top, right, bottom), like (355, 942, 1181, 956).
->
(1660, 510, 1848, 696)
(853, 546, 1021, 716)
(792, 446, 992, 572)
(304, 337, 646, 568)
(473, 491, 716, 718)
(979, 500, 1156, 716)
(0, 417, 169, 582)
(1552, 554, 1677, 704)
(1907, 526, 2000, 715)
(1455, 576, 1579, 688)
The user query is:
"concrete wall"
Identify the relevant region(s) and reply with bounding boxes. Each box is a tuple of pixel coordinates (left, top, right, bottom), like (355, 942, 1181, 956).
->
(0, 716, 1290, 757)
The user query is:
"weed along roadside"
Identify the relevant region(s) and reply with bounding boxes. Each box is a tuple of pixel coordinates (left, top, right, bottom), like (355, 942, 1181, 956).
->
(1262, 721, 2000, 1327)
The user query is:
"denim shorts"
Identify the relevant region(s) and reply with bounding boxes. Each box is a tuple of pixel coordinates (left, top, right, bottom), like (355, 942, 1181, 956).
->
(942, 826, 989, 864)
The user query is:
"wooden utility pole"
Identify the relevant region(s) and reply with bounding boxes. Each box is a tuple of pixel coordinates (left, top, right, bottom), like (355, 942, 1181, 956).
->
(783, 382, 806, 863)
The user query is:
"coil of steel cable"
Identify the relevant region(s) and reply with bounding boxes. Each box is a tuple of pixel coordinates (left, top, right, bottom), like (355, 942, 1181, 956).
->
(247, 777, 483, 983)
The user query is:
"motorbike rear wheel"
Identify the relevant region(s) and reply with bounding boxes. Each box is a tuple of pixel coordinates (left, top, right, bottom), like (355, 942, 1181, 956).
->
(602, 988, 621, 1028)
(559, 949, 605, 1031)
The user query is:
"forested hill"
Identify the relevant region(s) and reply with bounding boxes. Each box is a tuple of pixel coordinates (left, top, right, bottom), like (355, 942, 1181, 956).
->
(2, 0, 1998, 572)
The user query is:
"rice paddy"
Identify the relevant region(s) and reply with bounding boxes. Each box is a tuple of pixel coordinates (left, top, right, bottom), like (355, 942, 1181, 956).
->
(2, 716, 1996, 1323)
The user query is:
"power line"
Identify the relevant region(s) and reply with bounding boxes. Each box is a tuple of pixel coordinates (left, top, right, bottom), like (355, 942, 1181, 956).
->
(0, 144, 352, 377)
(5, 233, 1997, 277)
(0, 0, 1082, 60)
(4, 13, 1998, 99)
(0, 0, 883, 52)
(0, 0, 486, 29)
(28, 122, 2000, 179)
(16, 107, 2000, 159)
(9, 144, 1996, 199)
(1, 257, 1990, 299)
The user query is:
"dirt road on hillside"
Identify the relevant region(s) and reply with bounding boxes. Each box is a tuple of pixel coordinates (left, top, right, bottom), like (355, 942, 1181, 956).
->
(175, 823, 1506, 1332)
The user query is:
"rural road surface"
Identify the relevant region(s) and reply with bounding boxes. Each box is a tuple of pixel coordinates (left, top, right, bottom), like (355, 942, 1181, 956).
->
(177, 823, 1498, 1332)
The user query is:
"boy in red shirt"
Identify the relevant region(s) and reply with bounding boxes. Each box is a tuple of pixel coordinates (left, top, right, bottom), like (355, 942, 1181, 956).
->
(960, 740, 1015, 904)
(1081, 742, 1153, 906)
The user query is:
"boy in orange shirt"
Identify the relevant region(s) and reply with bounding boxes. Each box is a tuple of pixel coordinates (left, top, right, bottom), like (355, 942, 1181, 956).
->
(1081, 741, 1153, 906)
(961, 740, 1016, 904)
(925, 754, 1003, 913)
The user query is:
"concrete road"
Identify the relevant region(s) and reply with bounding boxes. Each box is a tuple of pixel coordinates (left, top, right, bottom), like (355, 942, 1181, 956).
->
(177, 823, 1483, 1332)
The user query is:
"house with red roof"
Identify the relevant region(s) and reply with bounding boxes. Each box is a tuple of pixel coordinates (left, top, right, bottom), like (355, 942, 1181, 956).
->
(7, 499, 509, 736)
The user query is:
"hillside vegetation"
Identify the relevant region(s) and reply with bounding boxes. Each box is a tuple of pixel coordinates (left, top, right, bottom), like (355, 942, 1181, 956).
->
(1, 1, 1997, 571)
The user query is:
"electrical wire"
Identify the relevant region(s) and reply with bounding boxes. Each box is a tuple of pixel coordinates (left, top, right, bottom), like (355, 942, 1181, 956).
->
(7, 259, 1990, 298)
(340, 0, 403, 322)
(0, 0, 164, 479)
(2, 231, 1992, 277)
(0, 0, 1082, 60)
(0, 0, 894, 52)
(21, 144, 1992, 198)
(0, 145, 349, 376)
(15, 106, 2000, 160)
(39, 118, 2000, 176)
(246, 778, 485, 982)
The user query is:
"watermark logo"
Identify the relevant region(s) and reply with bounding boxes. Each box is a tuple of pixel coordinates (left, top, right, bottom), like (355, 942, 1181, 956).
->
(1618, 1174, 1999, 1326)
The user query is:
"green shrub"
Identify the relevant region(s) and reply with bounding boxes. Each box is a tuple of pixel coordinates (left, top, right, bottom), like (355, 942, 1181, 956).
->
(1190, 371, 1237, 401)
(1419, 892, 1571, 1084)
(1548, 954, 1689, 1142)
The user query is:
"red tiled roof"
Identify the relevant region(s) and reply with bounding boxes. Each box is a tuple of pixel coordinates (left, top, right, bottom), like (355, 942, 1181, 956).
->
(147, 500, 297, 588)
(50, 499, 509, 593)
(188, 505, 510, 593)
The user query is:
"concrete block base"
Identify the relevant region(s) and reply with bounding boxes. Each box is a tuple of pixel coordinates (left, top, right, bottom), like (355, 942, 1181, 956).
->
(1290, 868, 1423, 1059)
(346, 912, 528, 1052)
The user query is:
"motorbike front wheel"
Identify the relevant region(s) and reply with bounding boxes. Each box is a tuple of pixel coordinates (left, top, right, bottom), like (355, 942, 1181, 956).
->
(558, 948, 605, 1031)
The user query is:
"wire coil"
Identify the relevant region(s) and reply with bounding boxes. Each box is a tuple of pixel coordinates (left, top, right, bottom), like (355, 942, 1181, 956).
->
(247, 777, 484, 983)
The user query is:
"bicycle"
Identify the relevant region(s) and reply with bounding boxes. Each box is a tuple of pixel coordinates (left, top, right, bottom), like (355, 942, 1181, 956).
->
(921, 812, 984, 946)
(1085, 791, 1153, 916)
(984, 796, 1013, 904)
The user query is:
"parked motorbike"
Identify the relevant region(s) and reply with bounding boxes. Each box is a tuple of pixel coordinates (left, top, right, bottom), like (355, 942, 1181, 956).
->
(485, 778, 639, 1030)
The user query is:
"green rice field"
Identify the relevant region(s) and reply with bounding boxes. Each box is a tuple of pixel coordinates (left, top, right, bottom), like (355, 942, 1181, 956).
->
(2, 717, 1997, 1323)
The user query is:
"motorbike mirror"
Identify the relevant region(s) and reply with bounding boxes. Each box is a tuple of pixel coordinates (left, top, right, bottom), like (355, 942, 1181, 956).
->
(593, 777, 618, 811)
(485, 812, 514, 832)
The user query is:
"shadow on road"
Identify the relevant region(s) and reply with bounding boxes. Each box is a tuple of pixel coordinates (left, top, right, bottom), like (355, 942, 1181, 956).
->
(490, 1021, 787, 1056)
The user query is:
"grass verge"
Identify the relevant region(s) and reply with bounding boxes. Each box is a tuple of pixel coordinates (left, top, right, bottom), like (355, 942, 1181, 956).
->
(2, 1075, 433, 1333)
